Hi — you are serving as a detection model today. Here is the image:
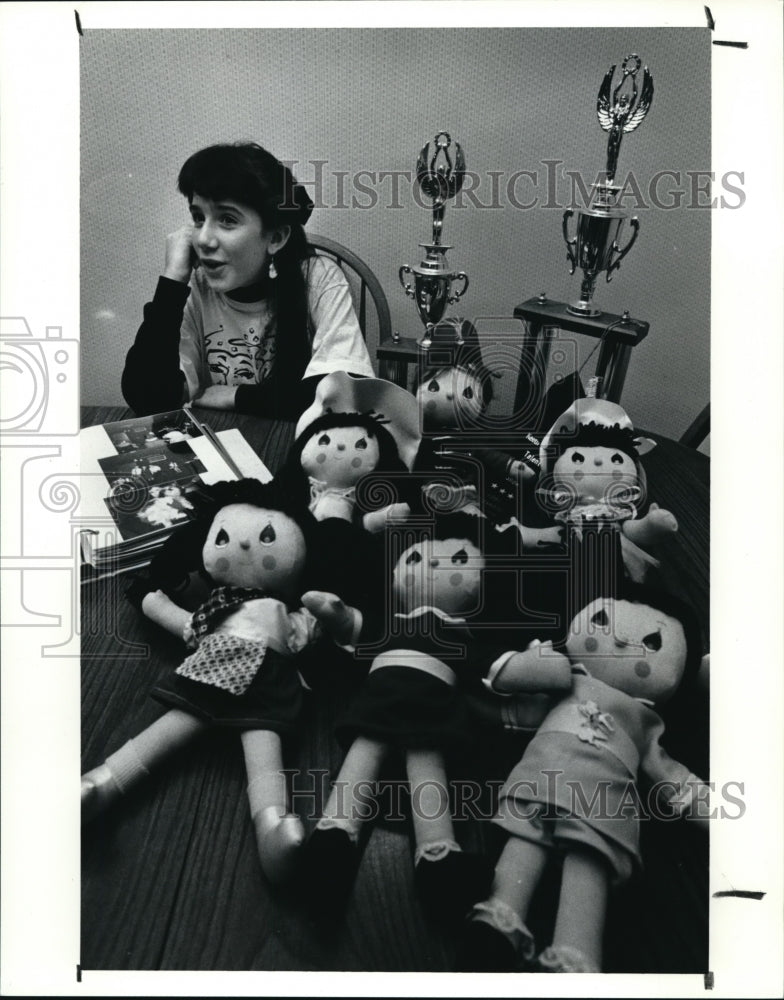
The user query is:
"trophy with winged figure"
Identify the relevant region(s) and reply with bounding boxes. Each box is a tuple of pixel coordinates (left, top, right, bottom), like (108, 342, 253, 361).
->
(399, 132, 470, 347)
(562, 55, 654, 316)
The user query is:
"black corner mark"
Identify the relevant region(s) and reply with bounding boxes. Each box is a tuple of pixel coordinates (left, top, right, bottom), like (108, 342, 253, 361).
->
(704, 971, 714, 990)
(76, 963, 82, 982)
(712, 889, 766, 900)
(74, 9, 83, 36)
(704, 4, 749, 47)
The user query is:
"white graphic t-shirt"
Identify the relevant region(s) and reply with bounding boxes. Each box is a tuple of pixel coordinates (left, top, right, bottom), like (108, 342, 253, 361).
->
(178, 255, 374, 398)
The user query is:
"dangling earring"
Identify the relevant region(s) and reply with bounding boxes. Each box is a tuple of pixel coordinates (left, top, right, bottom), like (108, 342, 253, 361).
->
(268, 255, 278, 280)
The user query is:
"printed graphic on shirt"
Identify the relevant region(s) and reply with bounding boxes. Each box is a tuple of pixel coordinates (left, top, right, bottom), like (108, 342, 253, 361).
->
(205, 319, 276, 386)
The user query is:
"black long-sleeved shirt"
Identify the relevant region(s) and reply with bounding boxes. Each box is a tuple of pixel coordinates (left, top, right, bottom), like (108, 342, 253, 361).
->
(121, 277, 327, 419)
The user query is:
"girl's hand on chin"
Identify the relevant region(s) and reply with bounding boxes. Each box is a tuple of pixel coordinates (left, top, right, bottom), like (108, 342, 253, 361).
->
(163, 224, 197, 284)
(193, 386, 237, 410)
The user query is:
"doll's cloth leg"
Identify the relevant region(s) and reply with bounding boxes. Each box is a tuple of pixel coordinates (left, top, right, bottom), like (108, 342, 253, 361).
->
(459, 829, 547, 970)
(406, 747, 493, 915)
(304, 736, 387, 914)
(318, 735, 387, 842)
(241, 728, 304, 885)
(81, 709, 207, 822)
(537, 846, 609, 973)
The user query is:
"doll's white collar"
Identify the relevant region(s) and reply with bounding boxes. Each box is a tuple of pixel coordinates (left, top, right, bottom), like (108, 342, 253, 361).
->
(394, 606, 467, 625)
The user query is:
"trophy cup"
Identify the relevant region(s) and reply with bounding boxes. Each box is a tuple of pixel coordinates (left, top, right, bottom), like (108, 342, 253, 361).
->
(562, 54, 654, 316)
(399, 132, 469, 348)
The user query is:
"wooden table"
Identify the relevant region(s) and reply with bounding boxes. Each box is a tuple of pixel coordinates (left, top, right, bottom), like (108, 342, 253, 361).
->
(81, 405, 709, 974)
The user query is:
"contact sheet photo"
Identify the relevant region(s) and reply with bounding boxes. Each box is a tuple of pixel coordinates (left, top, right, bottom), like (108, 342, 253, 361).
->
(0, 2, 782, 998)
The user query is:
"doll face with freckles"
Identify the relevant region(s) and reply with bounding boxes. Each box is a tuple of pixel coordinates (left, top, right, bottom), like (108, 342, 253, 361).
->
(552, 445, 638, 506)
(300, 425, 381, 489)
(202, 503, 306, 595)
(416, 366, 484, 429)
(392, 536, 483, 616)
(565, 597, 687, 704)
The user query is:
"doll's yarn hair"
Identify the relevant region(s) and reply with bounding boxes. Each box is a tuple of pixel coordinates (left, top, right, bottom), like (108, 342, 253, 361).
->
(546, 420, 641, 468)
(571, 582, 704, 703)
(389, 510, 498, 558)
(277, 410, 410, 502)
(618, 583, 704, 684)
(416, 354, 496, 411)
(142, 478, 319, 596)
(541, 420, 647, 517)
(429, 511, 486, 548)
(618, 583, 708, 776)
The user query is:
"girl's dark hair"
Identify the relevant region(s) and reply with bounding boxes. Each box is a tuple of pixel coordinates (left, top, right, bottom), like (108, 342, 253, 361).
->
(275, 411, 409, 508)
(177, 142, 316, 405)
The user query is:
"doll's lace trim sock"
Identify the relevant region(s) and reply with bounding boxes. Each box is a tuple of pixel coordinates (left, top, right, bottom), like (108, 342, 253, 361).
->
(302, 821, 363, 919)
(413, 838, 461, 865)
(413, 841, 495, 917)
(538, 943, 599, 973)
(456, 898, 535, 972)
(81, 740, 150, 823)
(468, 898, 535, 961)
(316, 816, 361, 844)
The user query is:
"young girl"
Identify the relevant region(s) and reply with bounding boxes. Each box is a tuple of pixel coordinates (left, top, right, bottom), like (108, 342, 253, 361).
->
(121, 142, 374, 418)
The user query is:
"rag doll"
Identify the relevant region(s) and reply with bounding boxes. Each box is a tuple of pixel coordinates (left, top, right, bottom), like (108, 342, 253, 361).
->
(459, 586, 709, 972)
(81, 479, 342, 885)
(299, 513, 564, 918)
(497, 396, 679, 580)
(274, 371, 421, 616)
(411, 319, 502, 518)
(282, 410, 411, 530)
(281, 369, 420, 530)
(411, 321, 562, 551)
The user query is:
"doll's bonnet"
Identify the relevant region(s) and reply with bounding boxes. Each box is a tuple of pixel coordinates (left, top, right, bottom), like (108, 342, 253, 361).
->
(538, 397, 656, 479)
(295, 370, 421, 470)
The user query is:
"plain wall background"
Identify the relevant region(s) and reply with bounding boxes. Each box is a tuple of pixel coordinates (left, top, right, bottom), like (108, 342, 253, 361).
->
(80, 27, 710, 440)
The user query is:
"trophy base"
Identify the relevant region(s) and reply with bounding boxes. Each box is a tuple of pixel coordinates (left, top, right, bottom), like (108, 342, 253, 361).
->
(567, 300, 601, 318)
(417, 323, 434, 349)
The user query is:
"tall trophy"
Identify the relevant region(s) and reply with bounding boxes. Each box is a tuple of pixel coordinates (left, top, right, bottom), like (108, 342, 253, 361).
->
(399, 132, 469, 347)
(562, 54, 654, 316)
